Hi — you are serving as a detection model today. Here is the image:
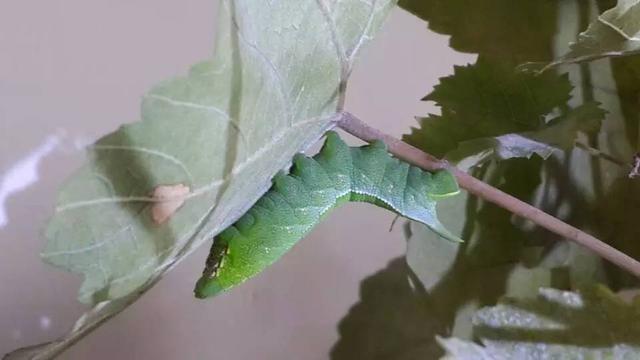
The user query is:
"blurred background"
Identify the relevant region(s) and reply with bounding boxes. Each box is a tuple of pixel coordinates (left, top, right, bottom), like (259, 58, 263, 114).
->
(0, 1, 474, 359)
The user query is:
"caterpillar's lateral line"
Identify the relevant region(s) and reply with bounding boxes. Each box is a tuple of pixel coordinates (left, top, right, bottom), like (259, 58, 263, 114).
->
(195, 131, 460, 298)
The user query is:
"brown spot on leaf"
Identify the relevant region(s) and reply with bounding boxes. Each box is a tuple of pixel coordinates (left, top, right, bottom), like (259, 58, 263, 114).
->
(150, 184, 190, 225)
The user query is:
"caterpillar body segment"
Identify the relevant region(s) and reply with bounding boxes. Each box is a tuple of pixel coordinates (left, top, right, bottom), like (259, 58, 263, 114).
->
(195, 131, 460, 298)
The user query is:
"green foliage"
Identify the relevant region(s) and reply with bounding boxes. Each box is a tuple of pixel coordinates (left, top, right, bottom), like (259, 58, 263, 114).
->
(607, 55, 640, 147)
(398, 0, 559, 62)
(382, 1, 636, 358)
(547, 0, 640, 69)
(397, 6, 640, 360)
(404, 160, 574, 349)
(449, 103, 606, 169)
(439, 286, 640, 359)
(195, 131, 460, 298)
(402, 58, 604, 168)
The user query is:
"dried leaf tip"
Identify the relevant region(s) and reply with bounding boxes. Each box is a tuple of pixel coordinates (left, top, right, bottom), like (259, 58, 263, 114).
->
(150, 184, 190, 225)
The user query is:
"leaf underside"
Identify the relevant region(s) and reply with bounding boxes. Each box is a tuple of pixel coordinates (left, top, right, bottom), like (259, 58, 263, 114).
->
(6, 1, 397, 359)
(44, 0, 396, 305)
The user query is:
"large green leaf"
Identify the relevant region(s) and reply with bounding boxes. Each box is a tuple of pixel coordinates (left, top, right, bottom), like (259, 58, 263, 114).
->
(608, 55, 640, 148)
(403, 58, 571, 159)
(439, 286, 640, 359)
(398, 0, 559, 62)
(399, 0, 609, 169)
(44, 0, 396, 305)
(403, 58, 604, 168)
(6, 0, 397, 358)
(547, 0, 640, 69)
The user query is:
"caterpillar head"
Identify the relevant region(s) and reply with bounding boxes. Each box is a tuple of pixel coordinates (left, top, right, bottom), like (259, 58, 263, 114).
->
(194, 239, 229, 299)
(194, 275, 224, 299)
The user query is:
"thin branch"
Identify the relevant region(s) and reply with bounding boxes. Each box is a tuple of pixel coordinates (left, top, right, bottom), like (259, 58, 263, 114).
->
(575, 140, 630, 168)
(337, 111, 640, 279)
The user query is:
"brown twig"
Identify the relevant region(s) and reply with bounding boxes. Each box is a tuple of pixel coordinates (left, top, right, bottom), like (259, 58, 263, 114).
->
(337, 111, 640, 279)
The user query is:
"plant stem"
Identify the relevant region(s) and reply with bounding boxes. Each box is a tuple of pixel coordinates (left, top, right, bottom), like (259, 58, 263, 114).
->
(337, 111, 640, 279)
(575, 140, 630, 168)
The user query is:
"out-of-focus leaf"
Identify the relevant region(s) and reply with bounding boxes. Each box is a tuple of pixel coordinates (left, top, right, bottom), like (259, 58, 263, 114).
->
(581, 3, 640, 286)
(606, 52, 640, 152)
(7, 1, 397, 359)
(439, 286, 640, 359)
(397, 0, 559, 62)
(594, 177, 640, 288)
(404, 159, 570, 343)
(437, 338, 489, 360)
(546, 0, 640, 69)
(332, 195, 569, 360)
(447, 103, 606, 170)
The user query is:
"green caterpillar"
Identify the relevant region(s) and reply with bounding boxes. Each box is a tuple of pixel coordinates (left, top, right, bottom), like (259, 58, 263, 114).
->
(195, 131, 460, 298)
